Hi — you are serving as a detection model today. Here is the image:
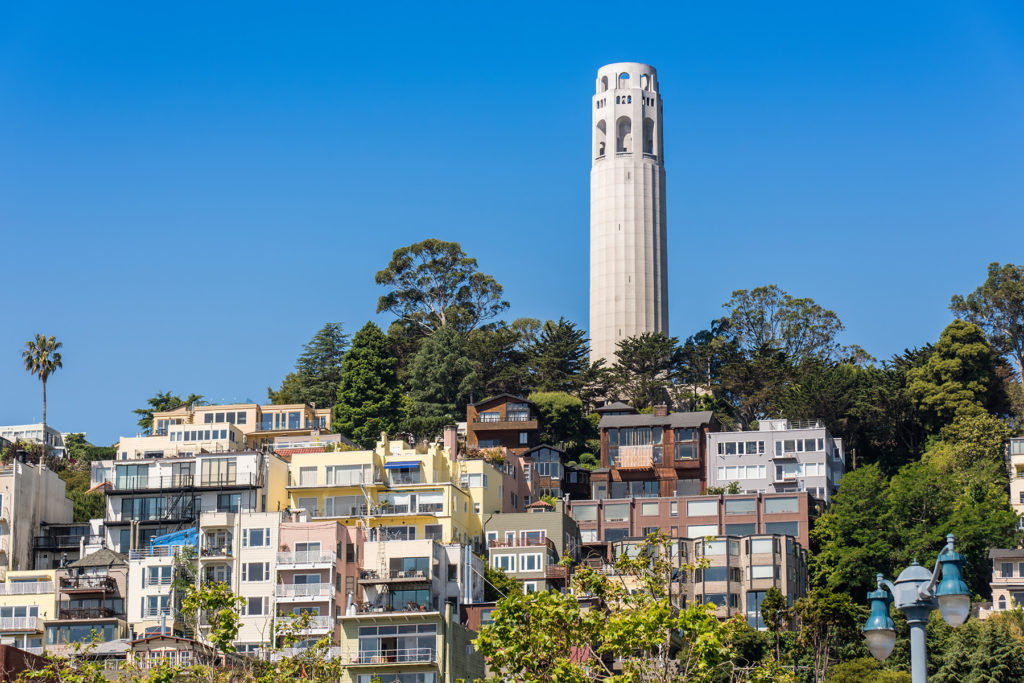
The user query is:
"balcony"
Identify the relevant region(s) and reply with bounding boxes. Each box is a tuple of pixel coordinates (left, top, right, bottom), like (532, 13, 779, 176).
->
(0, 617, 42, 632)
(141, 607, 174, 619)
(272, 646, 343, 661)
(108, 473, 260, 494)
(200, 544, 233, 559)
(277, 551, 337, 567)
(58, 607, 121, 620)
(348, 647, 437, 665)
(617, 446, 655, 470)
(0, 581, 54, 595)
(471, 415, 538, 432)
(34, 534, 103, 550)
(358, 569, 431, 585)
(289, 475, 382, 489)
(545, 565, 569, 580)
(60, 576, 116, 593)
(488, 537, 555, 551)
(276, 614, 333, 632)
(276, 583, 333, 600)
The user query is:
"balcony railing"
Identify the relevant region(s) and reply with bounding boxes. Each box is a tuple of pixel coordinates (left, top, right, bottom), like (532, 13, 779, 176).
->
(276, 615, 333, 630)
(0, 581, 54, 595)
(0, 616, 41, 632)
(358, 569, 430, 583)
(277, 551, 337, 566)
(60, 576, 116, 592)
(546, 565, 570, 580)
(33, 534, 103, 550)
(475, 413, 532, 423)
(200, 544, 233, 558)
(272, 646, 343, 661)
(110, 473, 260, 492)
(488, 537, 555, 550)
(142, 607, 174, 619)
(276, 583, 333, 599)
(58, 606, 121, 620)
(351, 647, 436, 664)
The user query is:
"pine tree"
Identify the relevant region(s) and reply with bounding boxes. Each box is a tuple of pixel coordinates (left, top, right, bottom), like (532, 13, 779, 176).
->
(332, 322, 404, 448)
(529, 318, 591, 393)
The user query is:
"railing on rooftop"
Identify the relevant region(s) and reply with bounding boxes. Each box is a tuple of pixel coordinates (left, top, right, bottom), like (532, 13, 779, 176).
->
(34, 534, 104, 550)
(0, 581, 53, 595)
(59, 576, 116, 592)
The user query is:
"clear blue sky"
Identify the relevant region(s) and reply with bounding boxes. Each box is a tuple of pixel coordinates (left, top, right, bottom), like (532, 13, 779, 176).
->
(2, 2, 1023, 445)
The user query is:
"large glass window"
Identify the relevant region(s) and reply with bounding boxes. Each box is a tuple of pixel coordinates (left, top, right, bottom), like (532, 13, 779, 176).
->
(746, 591, 766, 629)
(604, 503, 630, 522)
(201, 458, 237, 486)
(687, 500, 718, 517)
(764, 497, 799, 514)
(572, 505, 598, 522)
(765, 521, 799, 536)
(725, 523, 756, 535)
(688, 524, 718, 537)
(116, 464, 149, 489)
(724, 499, 756, 515)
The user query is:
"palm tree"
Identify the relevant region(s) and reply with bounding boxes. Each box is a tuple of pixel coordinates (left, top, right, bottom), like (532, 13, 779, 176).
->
(22, 334, 63, 457)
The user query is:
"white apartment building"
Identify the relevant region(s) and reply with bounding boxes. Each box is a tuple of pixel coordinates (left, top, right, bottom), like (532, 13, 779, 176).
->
(0, 424, 71, 458)
(0, 460, 74, 571)
(706, 419, 844, 503)
(91, 450, 288, 553)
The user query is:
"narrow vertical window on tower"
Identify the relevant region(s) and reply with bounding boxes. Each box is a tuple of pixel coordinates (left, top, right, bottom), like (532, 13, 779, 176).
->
(616, 116, 632, 154)
(596, 120, 606, 159)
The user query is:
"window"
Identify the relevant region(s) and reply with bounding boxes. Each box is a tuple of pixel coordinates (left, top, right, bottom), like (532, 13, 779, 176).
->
(245, 597, 265, 616)
(520, 554, 543, 572)
(725, 499, 756, 515)
(746, 591, 767, 629)
(605, 527, 629, 541)
(580, 529, 597, 542)
(641, 502, 660, 516)
(474, 502, 481, 514)
(242, 528, 269, 548)
(725, 523, 756, 535)
(424, 524, 443, 541)
(519, 432, 529, 445)
(144, 595, 169, 618)
(242, 562, 269, 582)
(299, 467, 317, 486)
(750, 565, 775, 579)
(674, 443, 697, 460)
(116, 464, 149, 489)
(764, 497, 799, 514)
(670, 502, 678, 517)
(201, 458, 237, 486)
(493, 554, 515, 572)
(217, 494, 240, 513)
(687, 500, 717, 517)
(604, 503, 630, 522)
(146, 566, 172, 587)
(765, 521, 799, 536)
(1003, 563, 1015, 578)
(688, 524, 718, 537)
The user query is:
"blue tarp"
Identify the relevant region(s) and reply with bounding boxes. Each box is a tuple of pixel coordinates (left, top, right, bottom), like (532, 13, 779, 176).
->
(383, 461, 420, 470)
(149, 528, 197, 551)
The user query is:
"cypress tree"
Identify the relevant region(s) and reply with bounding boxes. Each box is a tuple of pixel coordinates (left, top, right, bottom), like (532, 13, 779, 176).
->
(332, 322, 403, 448)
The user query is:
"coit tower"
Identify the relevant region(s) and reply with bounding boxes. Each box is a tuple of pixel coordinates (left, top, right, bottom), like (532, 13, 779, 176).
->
(589, 62, 668, 364)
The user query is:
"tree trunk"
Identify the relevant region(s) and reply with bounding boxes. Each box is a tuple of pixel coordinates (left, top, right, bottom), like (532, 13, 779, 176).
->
(42, 379, 47, 457)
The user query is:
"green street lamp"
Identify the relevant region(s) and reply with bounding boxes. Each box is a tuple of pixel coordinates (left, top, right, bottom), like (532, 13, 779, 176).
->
(863, 534, 971, 683)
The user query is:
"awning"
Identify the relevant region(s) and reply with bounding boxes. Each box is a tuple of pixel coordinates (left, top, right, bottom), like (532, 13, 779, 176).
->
(384, 461, 420, 470)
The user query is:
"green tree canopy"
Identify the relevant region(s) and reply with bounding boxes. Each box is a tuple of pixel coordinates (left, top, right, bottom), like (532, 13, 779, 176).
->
(951, 262, 1024, 382)
(405, 326, 479, 440)
(907, 320, 1005, 432)
(723, 285, 846, 364)
(529, 391, 592, 454)
(133, 391, 204, 434)
(528, 317, 592, 394)
(467, 318, 538, 396)
(22, 334, 63, 450)
(332, 321, 404, 448)
(611, 331, 684, 410)
(375, 238, 509, 335)
(268, 322, 349, 408)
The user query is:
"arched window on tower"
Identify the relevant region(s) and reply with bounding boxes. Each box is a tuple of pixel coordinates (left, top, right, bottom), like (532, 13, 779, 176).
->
(640, 74, 650, 90)
(601, 75, 609, 92)
(618, 72, 630, 89)
(643, 118, 655, 155)
(616, 116, 632, 154)
(596, 120, 607, 158)
(999, 595, 1007, 611)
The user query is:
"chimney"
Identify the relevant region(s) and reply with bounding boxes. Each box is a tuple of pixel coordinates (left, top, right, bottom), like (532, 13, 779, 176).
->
(443, 425, 458, 460)
(653, 404, 669, 417)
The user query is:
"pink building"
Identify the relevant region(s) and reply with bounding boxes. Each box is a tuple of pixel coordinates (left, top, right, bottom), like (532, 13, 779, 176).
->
(276, 520, 361, 649)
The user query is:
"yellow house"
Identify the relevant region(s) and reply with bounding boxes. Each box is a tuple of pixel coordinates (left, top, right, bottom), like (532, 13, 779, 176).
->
(286, 437, 504, 549)
(0, 569, 57, 653)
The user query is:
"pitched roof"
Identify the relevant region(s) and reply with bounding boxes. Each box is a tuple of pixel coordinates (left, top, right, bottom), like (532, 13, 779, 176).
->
(70, 548, 126, 568)
(595, 401, 635, 414)
(468, 393, 532, 408)
(599, 410, 715, 430)
(989, 548, 1024, 559)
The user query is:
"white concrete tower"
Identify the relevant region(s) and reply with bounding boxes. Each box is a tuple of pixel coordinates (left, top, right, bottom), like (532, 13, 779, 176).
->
(589, 62, 668, 364)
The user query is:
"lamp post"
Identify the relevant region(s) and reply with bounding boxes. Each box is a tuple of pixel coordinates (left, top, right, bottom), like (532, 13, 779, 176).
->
(862, 534, 971, 683)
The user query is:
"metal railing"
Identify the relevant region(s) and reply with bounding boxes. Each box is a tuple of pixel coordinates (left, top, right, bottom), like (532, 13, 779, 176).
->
(488, 537, 554, 550)
(277, 551, 337, 566)
(58, 606, 121, 619)
(474, 413, 532, 423)
(358, 569, 430, 581)
(34, 534, 103, 550)
(276, 615, 333, 630)
(0, 582, 53, 595)
(276, 583, 333, 599)
(272, 646, 343, 661)
(142, 607, 174, 619)
(352, 647, 436, 664)
(200, 544, 233, 558)
(0, 617, 41, 631)
(60, 576, 116, 591)
(112, 473, 259, 491)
